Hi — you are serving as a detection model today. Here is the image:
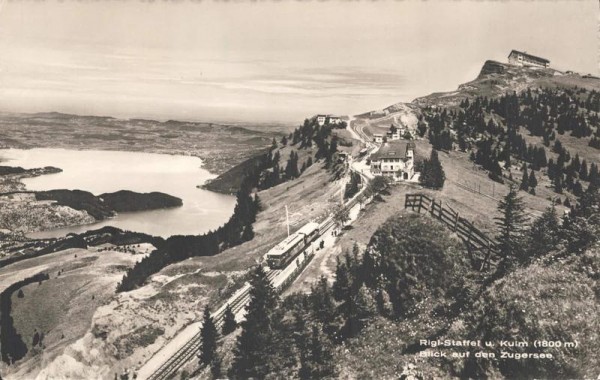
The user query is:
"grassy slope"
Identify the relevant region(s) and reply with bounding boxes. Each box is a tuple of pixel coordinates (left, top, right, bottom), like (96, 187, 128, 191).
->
(289, 136, 564, 296)
(0, 245, 149, 378)
(7, 155, 343, 378)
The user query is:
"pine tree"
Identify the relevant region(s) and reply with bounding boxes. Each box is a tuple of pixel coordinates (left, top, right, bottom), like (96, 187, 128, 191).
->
(527, 205, 560, 260)
(229, 266, 285, 379)
(495, 185, 529, 273)
(199, 306, 218, 366)
(519, 163, 529, 191)
(298, 325, 336, 380)
(221, 304, 238, 335)
(210, 355, 222, 379)
(589, 163, 599, 189)
(419, 149, 446, 189)
(360, 249, 377, 289)
(528, 170, 538, 194)
(554, 174, 564, 194)
(285, 151, 300, 179)
(580, 160, 588, 180)
(308, 277, 338, 341)
(561, 186, 600, 253)
(332, 258, 351, 303)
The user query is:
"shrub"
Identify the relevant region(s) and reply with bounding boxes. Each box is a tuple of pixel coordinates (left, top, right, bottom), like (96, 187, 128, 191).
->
(366, 214, 470, 317)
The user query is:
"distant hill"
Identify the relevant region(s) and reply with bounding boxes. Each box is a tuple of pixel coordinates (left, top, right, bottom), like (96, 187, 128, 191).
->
(360, 60, 600, 118)
(413, 60, 600, 108)
(0, 111, 277, 175)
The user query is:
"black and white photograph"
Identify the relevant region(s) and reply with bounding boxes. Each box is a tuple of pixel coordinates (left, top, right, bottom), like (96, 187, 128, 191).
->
(0, 1, 598, 379)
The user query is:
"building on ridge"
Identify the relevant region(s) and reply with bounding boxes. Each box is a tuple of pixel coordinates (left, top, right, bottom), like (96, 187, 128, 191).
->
(507, 50, 550, 68)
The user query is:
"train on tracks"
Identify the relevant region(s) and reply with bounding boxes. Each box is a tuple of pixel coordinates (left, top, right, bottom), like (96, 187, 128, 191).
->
(264, 222, 320, 269)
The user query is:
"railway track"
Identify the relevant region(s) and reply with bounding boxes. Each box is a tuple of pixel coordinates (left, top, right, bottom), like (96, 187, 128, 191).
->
(146, 270, 280, 380)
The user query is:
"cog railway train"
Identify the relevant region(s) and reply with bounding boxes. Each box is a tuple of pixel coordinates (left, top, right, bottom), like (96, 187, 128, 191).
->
(264, 222, 320, 269)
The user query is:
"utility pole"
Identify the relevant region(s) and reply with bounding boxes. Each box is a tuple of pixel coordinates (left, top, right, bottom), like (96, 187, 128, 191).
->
(285, 205, 290, 237)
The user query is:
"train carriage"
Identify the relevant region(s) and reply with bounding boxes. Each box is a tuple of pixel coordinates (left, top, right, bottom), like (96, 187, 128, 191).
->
(265, 222, 320, 269)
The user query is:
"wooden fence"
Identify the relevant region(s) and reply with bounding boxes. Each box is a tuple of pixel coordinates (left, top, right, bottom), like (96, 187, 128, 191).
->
(405, 193, 497, 271)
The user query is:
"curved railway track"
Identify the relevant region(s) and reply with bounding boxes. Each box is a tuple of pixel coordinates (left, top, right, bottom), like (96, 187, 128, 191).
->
(146, 270, 280, 380)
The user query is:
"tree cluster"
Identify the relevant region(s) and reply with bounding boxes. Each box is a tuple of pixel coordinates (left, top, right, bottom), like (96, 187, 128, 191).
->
(424, 87, 598, 197)
(494, 184, 600, 274)
(288, 118, 343, 167)
(419, 149, 446, 189)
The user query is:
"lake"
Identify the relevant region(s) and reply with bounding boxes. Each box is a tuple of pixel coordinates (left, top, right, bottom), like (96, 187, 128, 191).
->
(0, 148, 237, 238)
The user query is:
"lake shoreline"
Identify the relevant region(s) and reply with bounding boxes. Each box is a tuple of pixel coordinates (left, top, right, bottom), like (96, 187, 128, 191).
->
(0, 148, 237, 239)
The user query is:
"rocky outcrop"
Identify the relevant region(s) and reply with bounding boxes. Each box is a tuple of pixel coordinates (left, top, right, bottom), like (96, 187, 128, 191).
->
(477, 60, 506, 78)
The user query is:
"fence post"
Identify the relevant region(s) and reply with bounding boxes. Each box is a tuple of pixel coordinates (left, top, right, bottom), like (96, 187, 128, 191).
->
(454, 212, 459, 232)
(467, 226, 473, 249)
(481, 246, 492, 271)
(418, 195, 422, 213)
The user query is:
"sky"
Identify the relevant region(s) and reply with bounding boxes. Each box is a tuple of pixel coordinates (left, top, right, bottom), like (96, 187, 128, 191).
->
(0, 1, 597, 125)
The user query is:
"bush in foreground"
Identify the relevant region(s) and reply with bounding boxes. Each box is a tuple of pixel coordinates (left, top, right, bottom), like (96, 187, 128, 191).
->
(366, 213, 470, 317)
(463, 262, 599, 379)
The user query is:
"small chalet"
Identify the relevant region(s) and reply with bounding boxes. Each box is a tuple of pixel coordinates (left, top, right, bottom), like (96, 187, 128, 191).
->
(508, 50, 550, 68)
(373, 133, 384, 143)
(315, 114, 343, 126)
(370, 140, 416, 181)
(316, 115, 327, 126)
(387, 123, 406, 141)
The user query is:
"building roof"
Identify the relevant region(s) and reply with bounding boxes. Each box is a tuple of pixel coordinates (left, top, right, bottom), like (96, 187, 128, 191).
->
(508, 50, 550, 64)
(371, 141, 415, 160)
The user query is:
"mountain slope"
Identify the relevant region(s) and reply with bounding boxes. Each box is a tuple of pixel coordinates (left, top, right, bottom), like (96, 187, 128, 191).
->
(357, 60, 600, 126)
